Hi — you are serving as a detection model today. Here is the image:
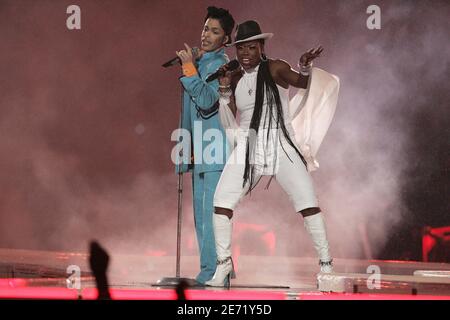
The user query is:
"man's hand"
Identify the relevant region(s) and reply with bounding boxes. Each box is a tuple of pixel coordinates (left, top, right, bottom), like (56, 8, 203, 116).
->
(299, 45, 323, 66)
(176, 43, 196, 65)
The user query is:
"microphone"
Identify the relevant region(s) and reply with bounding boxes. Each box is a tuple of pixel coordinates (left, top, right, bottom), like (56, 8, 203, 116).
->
(206, 60, 240, 82)
(162, 47, 200, 68)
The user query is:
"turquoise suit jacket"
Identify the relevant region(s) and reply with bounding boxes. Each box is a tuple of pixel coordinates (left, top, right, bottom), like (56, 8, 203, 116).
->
(175, 49, 230, 174)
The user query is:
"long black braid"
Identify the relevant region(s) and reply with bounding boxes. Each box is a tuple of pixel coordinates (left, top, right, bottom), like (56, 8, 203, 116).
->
(243, 56, 307, 192)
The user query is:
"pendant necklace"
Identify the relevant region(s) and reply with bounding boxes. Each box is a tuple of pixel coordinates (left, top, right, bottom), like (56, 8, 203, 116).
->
(242, 73, 256, 96)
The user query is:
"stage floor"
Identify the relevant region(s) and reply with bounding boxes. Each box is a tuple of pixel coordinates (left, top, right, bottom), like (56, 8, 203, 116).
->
(0, 248, 449, 300)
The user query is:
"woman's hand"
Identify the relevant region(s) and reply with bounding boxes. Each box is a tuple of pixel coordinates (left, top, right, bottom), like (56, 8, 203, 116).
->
(218, 63, 240, 87)
(299, 45, 323, 66)
(219, 68, 232, 87)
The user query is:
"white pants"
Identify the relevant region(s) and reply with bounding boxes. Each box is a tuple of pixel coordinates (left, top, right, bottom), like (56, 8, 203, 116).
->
(213, 137, 319, 212)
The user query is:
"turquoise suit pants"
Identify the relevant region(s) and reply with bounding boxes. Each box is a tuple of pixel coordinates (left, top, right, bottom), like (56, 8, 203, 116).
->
(192, 170, 222, 284)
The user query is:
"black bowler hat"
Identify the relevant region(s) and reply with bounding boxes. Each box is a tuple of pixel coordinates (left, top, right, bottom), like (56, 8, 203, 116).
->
(227, 20, 273, 47)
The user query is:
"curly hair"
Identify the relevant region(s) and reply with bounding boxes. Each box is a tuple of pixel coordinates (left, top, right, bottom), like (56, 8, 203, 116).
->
(204, 6, 235, 44)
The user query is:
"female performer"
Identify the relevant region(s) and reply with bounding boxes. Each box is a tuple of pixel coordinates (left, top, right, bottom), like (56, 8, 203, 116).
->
(205, 20, 339, 287)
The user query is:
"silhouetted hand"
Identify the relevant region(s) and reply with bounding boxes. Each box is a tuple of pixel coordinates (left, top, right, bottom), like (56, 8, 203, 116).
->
(176, 279, 189, 300)
(89, 240, 111, 300)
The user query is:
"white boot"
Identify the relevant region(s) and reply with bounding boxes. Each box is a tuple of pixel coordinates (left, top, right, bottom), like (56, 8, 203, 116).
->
(304, 212, 333, 273)
(205, 214, 235, 287)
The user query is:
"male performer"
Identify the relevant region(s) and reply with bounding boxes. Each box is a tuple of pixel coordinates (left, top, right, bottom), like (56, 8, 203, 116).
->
(205, 20, 339, 288)
(175, 7, 235, 285)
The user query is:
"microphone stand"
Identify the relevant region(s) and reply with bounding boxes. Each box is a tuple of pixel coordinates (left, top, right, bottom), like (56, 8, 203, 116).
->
(153, 83, 199, 288)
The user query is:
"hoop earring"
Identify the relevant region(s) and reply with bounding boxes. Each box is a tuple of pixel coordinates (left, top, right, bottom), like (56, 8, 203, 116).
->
(260, 53, 268, 62)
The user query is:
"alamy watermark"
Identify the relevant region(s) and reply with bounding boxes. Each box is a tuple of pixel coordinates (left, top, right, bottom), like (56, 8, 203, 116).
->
(66, 5, 81, 30)
(171, 121, 283, 166)
(366, 264, 381, 290)
(66, 265, 81, 290)
(366, 5, 381, 30)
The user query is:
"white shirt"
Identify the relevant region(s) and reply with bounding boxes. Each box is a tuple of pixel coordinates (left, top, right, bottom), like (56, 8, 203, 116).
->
(234, 64, 297, 175)
(219, 66, 340, 172)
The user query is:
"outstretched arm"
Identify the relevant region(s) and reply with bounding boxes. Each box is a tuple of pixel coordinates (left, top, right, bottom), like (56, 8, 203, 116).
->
(273, 46, 323, 89)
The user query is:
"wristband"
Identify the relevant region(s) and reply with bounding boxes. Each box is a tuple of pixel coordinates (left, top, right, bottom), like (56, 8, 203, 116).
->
(182, 62, 198, 77)
(219, 90, 232, 98)
(299, 62, 312, 76)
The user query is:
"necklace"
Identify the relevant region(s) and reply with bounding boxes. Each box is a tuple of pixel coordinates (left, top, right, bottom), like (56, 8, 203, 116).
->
(242, 73, 256, 96)
(241, 64, 259, 96)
